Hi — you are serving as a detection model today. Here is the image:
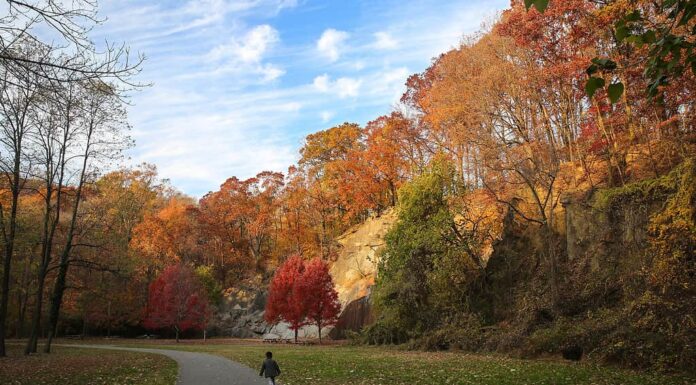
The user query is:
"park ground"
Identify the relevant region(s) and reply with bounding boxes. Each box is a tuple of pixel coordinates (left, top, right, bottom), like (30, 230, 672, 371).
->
(2, 339, 692, 385)
(0, 343, 176, 385)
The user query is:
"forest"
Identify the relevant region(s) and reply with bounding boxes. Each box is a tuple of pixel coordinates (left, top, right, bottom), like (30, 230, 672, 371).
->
(0, 0, 694, 374)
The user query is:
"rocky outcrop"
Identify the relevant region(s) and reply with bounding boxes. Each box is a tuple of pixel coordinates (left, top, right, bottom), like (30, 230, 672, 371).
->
(324, 210, 396, 339)
(329, 295, 374, 339)
(209, 285, 271, 338)
(329, 210, 397, 307)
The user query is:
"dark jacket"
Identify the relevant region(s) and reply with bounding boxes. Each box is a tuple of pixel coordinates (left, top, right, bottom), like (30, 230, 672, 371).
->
(260, 358, 281, 378)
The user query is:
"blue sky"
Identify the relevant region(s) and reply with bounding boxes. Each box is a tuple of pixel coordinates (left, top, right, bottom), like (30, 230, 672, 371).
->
(93, 0, 508, 197)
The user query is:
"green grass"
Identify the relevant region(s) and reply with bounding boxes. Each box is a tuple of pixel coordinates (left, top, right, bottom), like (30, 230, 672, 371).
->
(111, 340, 694, 385)
(0, 345, 177, 385)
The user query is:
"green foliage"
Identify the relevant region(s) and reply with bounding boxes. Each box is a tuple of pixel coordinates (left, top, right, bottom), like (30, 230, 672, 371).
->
(591, 164, 681, 210)
(195, 265, 224, 307)
(607, 82, 625, 103)
(524, 0, 549, 13)
(585, 77, 606, 98)
(616, 2, 696, 98)
(406, 314, 485, 351)
(371, 161, 480, 343)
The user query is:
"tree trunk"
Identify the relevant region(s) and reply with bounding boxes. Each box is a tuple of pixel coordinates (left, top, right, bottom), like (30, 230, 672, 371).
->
(0, 150, 22, 357)
(44, 110, 93, 354)
(16, 257, 31, 339)
(294, 328, 298, 344)
(82, 313, 87, 339)
(25, 273, 47, 355)
(44, 258, 70, 353)
(175, 327, 180, 343)
(318, 324, 322, 345)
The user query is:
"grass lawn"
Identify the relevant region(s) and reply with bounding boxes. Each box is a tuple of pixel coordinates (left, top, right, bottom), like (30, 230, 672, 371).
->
(0, 344, 177, 385)
(106, 340, 694, 385)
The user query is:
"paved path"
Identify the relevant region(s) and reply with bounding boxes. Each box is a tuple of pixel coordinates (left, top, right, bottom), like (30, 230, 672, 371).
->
(63, 344, 268, 385)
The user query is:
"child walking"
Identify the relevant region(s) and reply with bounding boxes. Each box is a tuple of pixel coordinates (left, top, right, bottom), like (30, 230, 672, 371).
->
(259, 351, 281, 385)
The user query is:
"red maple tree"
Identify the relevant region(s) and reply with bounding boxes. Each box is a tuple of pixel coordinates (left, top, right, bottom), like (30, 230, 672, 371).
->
(265, 255, 341, 343)
(298, 258, 341, 343)
(143, 264, 209, 342)
(264, 254, 307, 342)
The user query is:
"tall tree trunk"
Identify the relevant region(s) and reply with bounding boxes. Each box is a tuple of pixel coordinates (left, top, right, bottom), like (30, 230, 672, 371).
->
(45, 122, 93, 354)
(26, 97, 71, 355)
(0, 134, 23, 357)
(26, 154, 65, 355)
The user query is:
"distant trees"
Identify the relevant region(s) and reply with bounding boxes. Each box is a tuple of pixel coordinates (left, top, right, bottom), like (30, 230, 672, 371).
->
(143, 264, 210, 343)
(198, 171, 285, 278)
(264, 255, 340, 343)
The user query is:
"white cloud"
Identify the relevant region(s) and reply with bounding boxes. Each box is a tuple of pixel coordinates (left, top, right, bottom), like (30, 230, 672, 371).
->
(313, 74, 330, 92)
(260, 63, 286, 81)
(239, 25, 280, 62)
(353, 61, 366, 70)
(208, 24, 279, 63)
(336, 77, 362, 98)
(316, 28, 349, 62)
(312, 74, 361, 98)
(373, 31, 398, 49)
(320, 111, 334, 123)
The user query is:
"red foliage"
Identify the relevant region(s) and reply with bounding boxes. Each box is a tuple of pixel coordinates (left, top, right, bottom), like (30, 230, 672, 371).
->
(298, 258, 341, 343)
(264, 255, 341, 342)
(264, 254, 307, 340)
(143, 264, 209, 341)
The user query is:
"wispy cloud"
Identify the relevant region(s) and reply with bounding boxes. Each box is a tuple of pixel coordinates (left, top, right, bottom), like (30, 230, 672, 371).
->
(93, 0, 507, 197)
(373, 31, 398, 50)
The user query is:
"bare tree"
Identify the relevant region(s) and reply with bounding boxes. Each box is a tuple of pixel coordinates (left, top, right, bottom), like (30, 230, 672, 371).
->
(0, 51, 39, 357)
(0, 1, 145, 89)
(44, 80, 129, 353)
(0, 0, 143, 355)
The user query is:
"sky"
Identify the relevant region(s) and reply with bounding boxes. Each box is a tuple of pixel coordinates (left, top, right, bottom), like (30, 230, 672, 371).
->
(92, 0, 509, 197)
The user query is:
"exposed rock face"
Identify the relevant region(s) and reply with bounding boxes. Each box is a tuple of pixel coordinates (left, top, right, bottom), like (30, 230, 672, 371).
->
(209, 286, 271, 338)
(329, 295, 374, 339)
(329, 210, 397, 307)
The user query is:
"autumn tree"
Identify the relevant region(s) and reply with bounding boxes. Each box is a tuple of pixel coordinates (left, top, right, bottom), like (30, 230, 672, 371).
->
(298, 258, 340, 344)
(199, 171, 284, 281)
(143, 264, 209, 342)
(298, 123, 363, 256)
(264, 254, 307, 343)
(72, 165, 166, 337)
(130, 195, 200, 283)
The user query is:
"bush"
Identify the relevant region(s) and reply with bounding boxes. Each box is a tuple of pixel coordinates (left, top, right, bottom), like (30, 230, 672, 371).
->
(407, 314, 484, 351)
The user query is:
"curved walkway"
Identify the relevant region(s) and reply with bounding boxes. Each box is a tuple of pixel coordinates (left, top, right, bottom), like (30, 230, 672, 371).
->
(64, 344, 268, 385)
